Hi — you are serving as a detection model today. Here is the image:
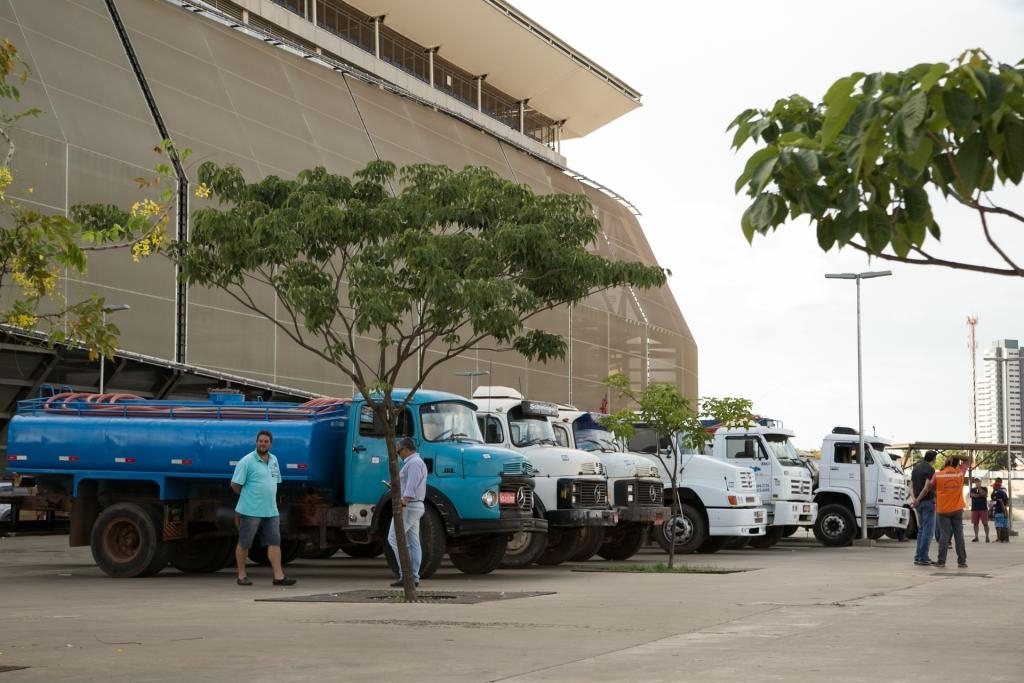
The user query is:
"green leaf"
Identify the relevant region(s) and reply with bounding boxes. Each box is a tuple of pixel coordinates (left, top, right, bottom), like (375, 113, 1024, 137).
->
(954, 131, 987, 194)
(942, 89, 975, 133)
(899, 91, 928, 139)
(1000, 116, 1024, 184)
(822, 93, 859, 147)
(735, 146, 779, 194)
(919, 63, 949, 92)
(903, 185, 931, 224)
(793, 149, 819, 180)
(816, 216, 836, 251)
(864, 210, 892, 252)
(834, 213, 859, 244)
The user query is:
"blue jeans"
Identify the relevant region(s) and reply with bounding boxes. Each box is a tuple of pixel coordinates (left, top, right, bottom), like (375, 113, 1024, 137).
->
(937, 510, 967, 566)
(914, 499, 935, 562)
(388, 501, 424, 582)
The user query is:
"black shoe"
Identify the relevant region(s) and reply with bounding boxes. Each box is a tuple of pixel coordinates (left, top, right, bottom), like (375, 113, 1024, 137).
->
(934, 562, 946, 568)
(237, 576, 252, 586)
(389, 579, 419, 587)
(958, 563, 968, 568)
(272, 576, 296, 586)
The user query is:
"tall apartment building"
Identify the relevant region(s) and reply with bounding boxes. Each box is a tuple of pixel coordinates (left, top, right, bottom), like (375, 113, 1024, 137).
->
(976, 340, 1022, 444)
(0, 0, 697, 439)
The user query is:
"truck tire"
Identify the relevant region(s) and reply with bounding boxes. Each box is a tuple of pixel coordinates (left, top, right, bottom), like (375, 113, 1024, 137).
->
(537, 527, 583, 566)
(248, 538, 303, 566)
(500, 509, 548, 569)
(170, 537, 235, 573)
(569, 526, 606, 562)
(91, 503, 170, 578)
(654, 504, 706, 554)
(748, 526, 784, 549)
(597, 525, 646, 561)
(813, 503, 856, 547)
(448, 536, 507, 574)
(384, 506, 445, 579)
(904, 510, 918, 539)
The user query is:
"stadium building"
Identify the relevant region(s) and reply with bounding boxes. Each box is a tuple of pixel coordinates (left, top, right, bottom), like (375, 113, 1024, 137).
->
(0, 0, 697, 438)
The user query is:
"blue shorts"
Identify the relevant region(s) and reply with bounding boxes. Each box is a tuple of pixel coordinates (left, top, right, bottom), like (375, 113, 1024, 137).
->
(236, 514, 281, 549)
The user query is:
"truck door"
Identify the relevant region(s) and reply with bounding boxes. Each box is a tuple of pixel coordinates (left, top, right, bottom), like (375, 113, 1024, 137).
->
(828, 441, 878, 500)
(347, 405, 414, 504)
(724, 436, 770, 498)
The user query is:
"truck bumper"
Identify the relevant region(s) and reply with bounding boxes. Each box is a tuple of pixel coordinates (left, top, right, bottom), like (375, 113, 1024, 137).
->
(768, 501, 817, 527)
(874, 505, 909, 529)
(456, 512, 548, 537)
(707, 506, 767, 536)
(614, 505, 669, 525)
(547, 508, 617, 528)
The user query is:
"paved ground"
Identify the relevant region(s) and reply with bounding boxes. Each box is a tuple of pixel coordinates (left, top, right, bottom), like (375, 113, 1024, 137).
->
(1, 525, 1021, 682)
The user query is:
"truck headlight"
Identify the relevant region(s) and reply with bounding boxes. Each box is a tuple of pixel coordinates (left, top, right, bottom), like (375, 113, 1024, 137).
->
(481, 490, 498, 508)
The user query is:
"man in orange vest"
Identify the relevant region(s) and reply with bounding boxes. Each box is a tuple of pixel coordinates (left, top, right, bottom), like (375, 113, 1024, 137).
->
(914, 456, 968, 568)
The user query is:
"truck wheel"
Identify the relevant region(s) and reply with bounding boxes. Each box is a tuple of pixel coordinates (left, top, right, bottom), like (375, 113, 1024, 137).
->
(569, 526, 606, 562)
(170, 537, 235, 573)
(384, 506, 445, 579)
(500, 509, 548, 569)
(597, 525, 646, 561)
(655, 504, 706, 554)
(905, 510, 918, 539)
(339, 539, 384, 558)
(748, 526, 784, 549)
(91, 503, 170, 578)
(813, 503, 856, 547)
(537, 527, 583, 566)
(448, 536, 507, 574)
(248, 538, 303, 566)
(781, 525, 798, 538)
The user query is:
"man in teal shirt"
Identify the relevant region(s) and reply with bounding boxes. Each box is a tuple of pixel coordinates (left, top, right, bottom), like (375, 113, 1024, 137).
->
(231, 430, 296, 586)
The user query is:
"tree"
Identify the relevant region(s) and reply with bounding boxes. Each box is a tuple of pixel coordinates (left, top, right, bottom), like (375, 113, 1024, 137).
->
(0, 39, 160, 359)
(154, 160, 666, 598)
(730, 49, 1024, 276)
(599, 372, 751, 568)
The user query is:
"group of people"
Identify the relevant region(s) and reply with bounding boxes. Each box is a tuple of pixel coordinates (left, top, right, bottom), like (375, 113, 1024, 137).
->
(229, 431, 426, 587)
(909, 449, 1012, 569)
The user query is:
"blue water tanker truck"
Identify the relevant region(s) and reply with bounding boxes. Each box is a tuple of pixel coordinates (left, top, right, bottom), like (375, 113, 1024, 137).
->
(2, 389, 543, 578)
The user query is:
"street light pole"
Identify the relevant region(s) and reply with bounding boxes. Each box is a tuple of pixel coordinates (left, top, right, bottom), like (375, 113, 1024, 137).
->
(99, 304, 131, 395)
(826, 270, 892, 542)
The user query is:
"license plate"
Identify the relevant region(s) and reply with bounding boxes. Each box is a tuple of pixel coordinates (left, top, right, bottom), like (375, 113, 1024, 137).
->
(499, 491, 517, 505)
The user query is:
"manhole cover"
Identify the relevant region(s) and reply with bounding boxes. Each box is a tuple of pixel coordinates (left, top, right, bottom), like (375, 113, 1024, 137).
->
(258, 589, 555, 604)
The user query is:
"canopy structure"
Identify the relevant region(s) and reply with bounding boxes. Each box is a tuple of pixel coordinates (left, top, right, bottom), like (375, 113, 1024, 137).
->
(888, 441, 1024, 472)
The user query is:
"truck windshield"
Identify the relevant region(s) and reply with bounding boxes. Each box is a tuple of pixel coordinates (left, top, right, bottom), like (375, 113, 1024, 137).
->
(509, 417, 557, 447)
(764, 435, 805, 467)
(870, 444, 898, 470)
(573, 428, 619, 453)
(419, 402, 483, 442)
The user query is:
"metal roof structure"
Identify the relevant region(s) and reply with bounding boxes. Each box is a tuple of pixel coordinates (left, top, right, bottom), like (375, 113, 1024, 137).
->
(350, 0, 643, 139)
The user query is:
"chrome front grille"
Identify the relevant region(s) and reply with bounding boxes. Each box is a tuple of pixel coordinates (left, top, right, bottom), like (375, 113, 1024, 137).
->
(637, 481, 663, 506)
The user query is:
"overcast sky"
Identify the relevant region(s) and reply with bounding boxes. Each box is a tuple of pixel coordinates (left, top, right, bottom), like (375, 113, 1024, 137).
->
(513, 0, 1024, 449)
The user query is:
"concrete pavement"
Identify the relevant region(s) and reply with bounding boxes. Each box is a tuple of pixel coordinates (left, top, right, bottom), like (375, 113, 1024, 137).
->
(0, 525, 1021, 682)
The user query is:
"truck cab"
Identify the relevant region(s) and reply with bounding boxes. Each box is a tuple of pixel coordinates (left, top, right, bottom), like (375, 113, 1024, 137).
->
(473, 386, 616, 567)
(813, 427, 910, 546)
(551, 408, 668, 560)
(701, 418, 816, 547)
(627, 424, 767, 554)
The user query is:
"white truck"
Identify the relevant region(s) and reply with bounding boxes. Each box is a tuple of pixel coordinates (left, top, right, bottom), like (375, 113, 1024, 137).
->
(701, 418, 817, 548)
(626, 423, 767, 553)
(472, 387, 616, 567)
(551, 408, 669, 560)
(813, 427, 910, 546)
